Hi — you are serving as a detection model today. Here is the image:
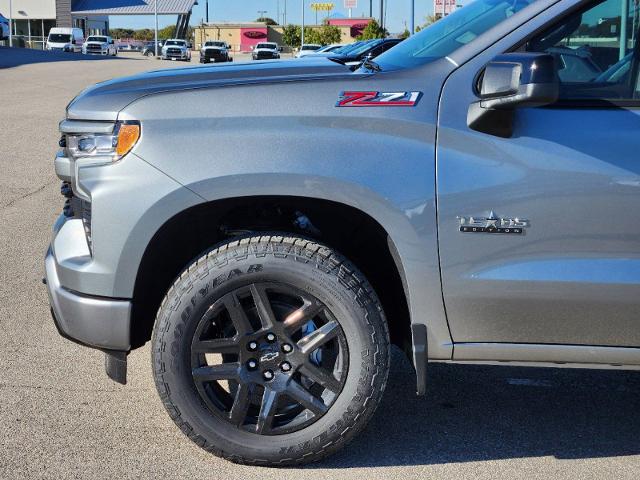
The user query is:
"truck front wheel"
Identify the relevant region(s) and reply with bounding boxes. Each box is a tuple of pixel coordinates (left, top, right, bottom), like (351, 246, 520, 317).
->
(151, 234, 390, 465)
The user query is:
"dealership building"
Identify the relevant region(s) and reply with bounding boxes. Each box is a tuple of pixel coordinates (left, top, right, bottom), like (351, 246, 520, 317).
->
(0, 0, 195, 48)
(194, 18, 374, 53)
(0, 0, 107, 47)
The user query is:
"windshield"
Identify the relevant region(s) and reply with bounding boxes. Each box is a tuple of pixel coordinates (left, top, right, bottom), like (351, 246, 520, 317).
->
(165, 40, 185, 46)
(301, 45, 321, 50)
(256, 43, 276, 49)
(48, 34, 71, 43)
(205, 41, 225, 47)
(376, 0, 539, 69)
(318, 44, 340, 52)
(345, 39, 383, 56)
(87, 36, 107, 42)
(333, 41, 366, 55)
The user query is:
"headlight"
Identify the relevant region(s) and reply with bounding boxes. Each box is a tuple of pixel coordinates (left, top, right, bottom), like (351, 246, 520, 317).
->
(66, 121, 140, 163)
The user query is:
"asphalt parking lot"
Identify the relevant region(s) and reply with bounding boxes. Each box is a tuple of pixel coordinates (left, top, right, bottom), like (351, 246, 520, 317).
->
(1, 47, 640, 479)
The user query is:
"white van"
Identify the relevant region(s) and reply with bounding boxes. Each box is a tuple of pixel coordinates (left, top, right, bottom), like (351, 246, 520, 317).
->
(46, 27, 84, 52)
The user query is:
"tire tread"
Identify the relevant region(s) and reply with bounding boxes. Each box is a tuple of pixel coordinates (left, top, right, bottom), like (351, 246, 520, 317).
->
(151, 234, 389, 466)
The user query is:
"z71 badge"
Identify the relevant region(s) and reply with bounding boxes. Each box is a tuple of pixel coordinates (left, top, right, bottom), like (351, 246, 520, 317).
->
(336, 91, 422, 107)
(458, 211, 529, 235)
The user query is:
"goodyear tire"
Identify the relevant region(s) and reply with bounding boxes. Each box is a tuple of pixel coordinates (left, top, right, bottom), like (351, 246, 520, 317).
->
(151, 235, 390, 465)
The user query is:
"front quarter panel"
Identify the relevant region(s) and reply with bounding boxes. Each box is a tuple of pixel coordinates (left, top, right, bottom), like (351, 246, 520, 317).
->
(120, 66, 454, 358)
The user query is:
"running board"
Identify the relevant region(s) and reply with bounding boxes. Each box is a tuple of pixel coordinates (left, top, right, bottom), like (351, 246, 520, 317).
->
(451, 342, 640, 368)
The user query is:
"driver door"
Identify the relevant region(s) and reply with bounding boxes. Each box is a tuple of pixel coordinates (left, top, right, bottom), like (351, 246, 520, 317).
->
(437, 0, 640, 349)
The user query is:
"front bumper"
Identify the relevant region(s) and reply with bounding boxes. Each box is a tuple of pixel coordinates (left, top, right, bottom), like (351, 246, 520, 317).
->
(45, 247, 131, 351)
(253, 52, 279, 60)
(163, 49, 189, 60)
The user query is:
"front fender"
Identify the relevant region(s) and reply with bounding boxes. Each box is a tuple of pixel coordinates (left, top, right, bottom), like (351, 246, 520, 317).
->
(182, 173, 452, 359)
(119, 66, 454, 359)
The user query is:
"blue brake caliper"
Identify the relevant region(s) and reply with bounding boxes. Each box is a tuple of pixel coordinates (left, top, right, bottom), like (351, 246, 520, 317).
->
(302, 321, 322, 365)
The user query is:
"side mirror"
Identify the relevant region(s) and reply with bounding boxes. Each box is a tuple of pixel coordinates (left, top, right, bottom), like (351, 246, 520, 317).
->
(279, 46, 284, 52)
(72, 39, 77, 45)
(467, 53, 559, 138)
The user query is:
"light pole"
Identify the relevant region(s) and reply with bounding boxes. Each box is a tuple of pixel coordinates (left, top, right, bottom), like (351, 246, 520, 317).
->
(410, 0, 414, 35)
(206, 0, 209, 22)
(9, 0, 12, 47)
(154, 0, 159, 57)
(300, 0, 305, 46)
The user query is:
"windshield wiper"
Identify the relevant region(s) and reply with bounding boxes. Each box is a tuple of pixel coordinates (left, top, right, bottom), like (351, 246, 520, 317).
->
(360, 57, 382, 72)
(327, 56, 348, 65)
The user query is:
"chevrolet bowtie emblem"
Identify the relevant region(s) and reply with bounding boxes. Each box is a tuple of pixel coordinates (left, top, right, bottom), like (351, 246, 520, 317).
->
(457, 211, 529, 235)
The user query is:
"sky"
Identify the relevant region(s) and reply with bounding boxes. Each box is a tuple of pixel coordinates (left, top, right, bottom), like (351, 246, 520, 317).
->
(109, 0, 437, 33)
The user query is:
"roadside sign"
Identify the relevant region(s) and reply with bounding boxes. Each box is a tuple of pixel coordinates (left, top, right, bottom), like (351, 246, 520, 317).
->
(434, 0, 457, 15)
(344, 0, 357, 8)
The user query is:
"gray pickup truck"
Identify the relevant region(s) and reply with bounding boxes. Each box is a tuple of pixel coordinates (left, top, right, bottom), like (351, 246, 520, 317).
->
(46, 0, 640, 466)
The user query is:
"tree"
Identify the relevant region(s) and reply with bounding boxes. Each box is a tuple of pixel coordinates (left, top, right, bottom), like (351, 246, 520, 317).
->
(158, 25, 176, 40)
(304, 25, 341, 45)
(256, 16, 278, 25)
(421, 14, 440, 28)
(109, 28, 134, 39)
(357, 19, 387, 40)
(282, 24, 301, 47)
(399, 27, 411, 39)
(317, 25, 342, 44)
(133, 28, 154, 41)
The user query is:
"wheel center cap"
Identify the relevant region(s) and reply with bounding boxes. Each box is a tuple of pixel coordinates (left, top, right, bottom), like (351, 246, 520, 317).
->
(258, 343, 280, 363)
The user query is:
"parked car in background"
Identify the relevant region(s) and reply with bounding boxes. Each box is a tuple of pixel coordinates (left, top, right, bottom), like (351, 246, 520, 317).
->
(306, 40, 367, 58)
(200, 40, 232, 63)
(117, 42, 142, 52)
(82, 35, 117, 56)
(46, 27, 84, 52)
(162, 39, 191, 61)
(142, 41, 164, 56)
(328, 38, 403, 66)
(252, 42, 281, 60)
(295, 44, 322, 58)
(312, 43, 345, 54)
(0, 13, 9, 40)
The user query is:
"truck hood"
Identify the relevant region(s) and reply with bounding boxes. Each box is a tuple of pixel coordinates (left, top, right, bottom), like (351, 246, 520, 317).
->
(66, 58, 356, 121)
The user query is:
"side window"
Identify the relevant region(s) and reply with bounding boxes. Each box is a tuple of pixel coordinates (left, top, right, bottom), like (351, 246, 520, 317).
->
(527, 0, 639, 100)
(381, 41, 399, 53)
(369, 45, 385, 57)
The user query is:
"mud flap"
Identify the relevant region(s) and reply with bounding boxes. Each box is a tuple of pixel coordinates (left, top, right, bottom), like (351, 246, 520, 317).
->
(411, 324, 428, 395)
(105, 350, 128, 385)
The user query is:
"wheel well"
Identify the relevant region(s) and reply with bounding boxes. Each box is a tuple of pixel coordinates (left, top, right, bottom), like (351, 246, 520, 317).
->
(131, 196, 412, 356)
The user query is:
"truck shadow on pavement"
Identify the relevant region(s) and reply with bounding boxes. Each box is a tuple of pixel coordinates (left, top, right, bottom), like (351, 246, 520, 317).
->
(318, 347, 640, 468)
(0, 46, 141, 68)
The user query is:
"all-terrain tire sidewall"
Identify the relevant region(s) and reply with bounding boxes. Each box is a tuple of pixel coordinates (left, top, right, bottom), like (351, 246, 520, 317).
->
(152, 236, 390, 465)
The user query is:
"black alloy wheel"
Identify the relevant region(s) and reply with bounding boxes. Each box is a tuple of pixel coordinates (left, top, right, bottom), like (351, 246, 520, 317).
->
(190, 282, 348, 435)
